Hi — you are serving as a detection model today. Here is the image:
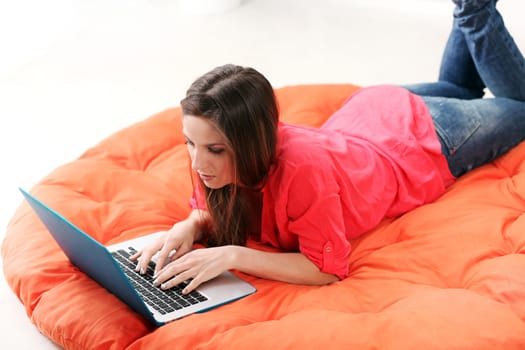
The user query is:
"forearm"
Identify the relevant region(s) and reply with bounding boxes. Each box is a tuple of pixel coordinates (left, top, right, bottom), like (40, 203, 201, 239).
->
(229, 246, 339, 286)
(182, 209, 212, 242)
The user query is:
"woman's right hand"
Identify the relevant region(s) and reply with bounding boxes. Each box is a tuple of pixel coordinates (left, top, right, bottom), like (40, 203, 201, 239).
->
(131, 220, 196, 277)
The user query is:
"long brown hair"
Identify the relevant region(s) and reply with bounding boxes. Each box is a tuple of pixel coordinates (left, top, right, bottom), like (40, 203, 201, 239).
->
(180, 64, 279, 246)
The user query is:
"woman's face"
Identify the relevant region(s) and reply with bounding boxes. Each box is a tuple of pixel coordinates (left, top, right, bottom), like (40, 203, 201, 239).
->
(182, 115, 235, 189)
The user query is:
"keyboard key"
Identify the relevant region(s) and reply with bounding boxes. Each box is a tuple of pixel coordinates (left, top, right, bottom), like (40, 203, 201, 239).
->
(111, 250, 208, 314)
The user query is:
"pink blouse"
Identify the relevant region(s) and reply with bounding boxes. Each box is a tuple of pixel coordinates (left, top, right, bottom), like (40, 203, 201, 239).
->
(191, 85, 455, 279)
(259, 85, 454, 279)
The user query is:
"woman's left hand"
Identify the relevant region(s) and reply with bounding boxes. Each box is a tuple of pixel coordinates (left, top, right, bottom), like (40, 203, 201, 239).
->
(153, 246, 235, 294)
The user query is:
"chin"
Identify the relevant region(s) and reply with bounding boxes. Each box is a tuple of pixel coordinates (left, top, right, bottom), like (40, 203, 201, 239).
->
(203, 180, 232, 190)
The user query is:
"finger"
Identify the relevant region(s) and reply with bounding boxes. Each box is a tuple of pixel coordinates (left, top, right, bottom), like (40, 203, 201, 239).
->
(158, 272, 188, 290)
(134, 249, 156, 274)
(156, 264, 194, 290)
(169, 247, 187, 261)
(181, 276, 203, 295)
(129, 250, 145, 274)
(129, 250, 141, 261)
(153, 260, 185, 286)
(154, 246, 175, 276)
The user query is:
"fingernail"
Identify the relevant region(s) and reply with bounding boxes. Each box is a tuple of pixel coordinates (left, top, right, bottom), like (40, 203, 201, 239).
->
(153, 279, 159, 286)
(140, 268, 145, 275)
(161, 283, 168, 290)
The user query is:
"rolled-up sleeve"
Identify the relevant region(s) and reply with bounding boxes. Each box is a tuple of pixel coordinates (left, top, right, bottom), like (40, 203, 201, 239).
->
(285, 164, 352, 279)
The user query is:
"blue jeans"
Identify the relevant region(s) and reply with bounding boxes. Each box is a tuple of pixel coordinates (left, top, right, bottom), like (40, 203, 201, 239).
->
(403, 0, 525, 177)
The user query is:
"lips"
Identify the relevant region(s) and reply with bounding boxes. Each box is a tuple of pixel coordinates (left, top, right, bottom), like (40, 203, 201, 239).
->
(199, 173, 214, 182)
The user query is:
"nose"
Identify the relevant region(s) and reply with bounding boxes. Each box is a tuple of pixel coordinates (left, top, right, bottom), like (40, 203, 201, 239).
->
(190, 148, 206, 172)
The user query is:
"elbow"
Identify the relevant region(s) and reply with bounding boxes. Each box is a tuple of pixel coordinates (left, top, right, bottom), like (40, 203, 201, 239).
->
(311, 271, 340, 286)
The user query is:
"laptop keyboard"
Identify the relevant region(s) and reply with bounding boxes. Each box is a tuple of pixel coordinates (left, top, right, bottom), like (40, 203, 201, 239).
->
(111, 248, 208, 315)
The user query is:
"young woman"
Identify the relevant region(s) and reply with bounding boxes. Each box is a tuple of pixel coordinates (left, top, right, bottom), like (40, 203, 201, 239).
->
(132, 0, 525, 294)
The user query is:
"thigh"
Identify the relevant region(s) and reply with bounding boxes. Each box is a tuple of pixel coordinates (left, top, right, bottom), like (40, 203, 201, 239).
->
(423, 96, 525, 177)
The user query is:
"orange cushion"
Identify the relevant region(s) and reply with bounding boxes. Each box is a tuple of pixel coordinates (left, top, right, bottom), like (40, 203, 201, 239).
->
(3, 84, 525, 349)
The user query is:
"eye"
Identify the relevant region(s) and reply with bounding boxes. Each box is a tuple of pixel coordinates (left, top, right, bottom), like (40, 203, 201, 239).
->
(208, 147, 225, 155)
(184, 139, 194, 147)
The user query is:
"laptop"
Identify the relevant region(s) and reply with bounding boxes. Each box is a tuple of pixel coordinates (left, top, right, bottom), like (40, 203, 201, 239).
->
(20, 188, 256, 326)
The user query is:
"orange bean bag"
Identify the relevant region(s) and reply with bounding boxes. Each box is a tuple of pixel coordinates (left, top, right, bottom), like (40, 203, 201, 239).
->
(3, 84, 525, 349)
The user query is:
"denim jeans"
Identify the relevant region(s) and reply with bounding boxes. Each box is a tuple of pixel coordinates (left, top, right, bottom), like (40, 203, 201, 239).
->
(403, 0, 525, 177)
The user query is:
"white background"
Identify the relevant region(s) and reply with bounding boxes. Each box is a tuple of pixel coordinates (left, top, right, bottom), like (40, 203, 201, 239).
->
(1, 0, 524, 348)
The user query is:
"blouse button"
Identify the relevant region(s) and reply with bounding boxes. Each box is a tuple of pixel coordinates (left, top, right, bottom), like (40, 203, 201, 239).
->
(325, 246, 332, 253)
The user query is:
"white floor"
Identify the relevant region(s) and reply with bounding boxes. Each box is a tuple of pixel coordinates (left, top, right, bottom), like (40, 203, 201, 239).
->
(1, 0, 524, 348)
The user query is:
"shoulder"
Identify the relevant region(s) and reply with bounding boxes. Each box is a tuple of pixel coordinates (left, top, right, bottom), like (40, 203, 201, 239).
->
(276, 122, 334, 163)
(265, 123, 340, 195)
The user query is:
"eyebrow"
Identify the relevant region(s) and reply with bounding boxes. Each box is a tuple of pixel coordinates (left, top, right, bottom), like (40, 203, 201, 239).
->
(183, 134, 226, 148)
